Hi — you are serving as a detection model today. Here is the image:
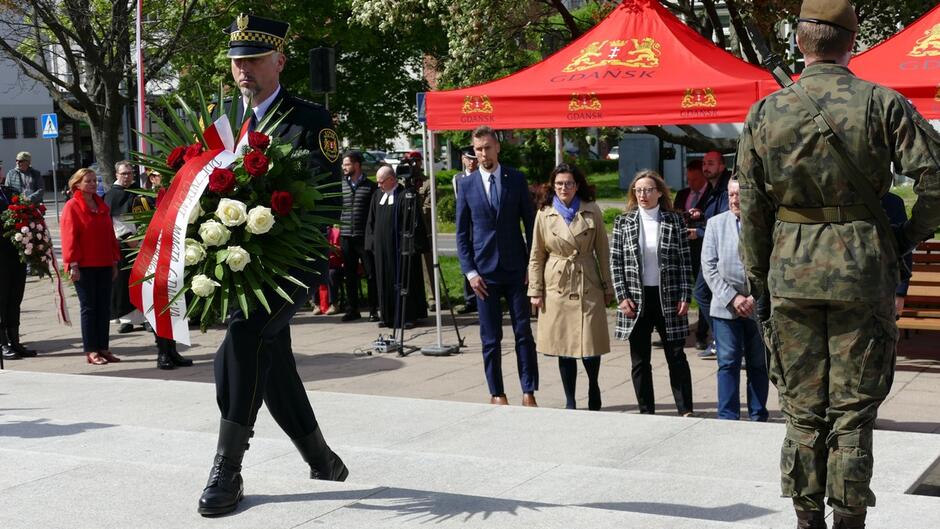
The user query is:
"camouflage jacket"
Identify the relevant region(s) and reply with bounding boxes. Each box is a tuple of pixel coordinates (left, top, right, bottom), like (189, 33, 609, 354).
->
(736, 62, 940, 302)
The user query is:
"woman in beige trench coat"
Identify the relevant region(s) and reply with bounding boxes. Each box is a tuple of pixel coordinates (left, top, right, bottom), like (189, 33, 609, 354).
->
(528, 163, 614, 410)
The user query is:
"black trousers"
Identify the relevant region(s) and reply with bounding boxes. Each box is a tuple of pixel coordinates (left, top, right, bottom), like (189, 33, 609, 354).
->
(340, 236, 376, 315)
(74, 266, 113, 352)
(628, 286, 693, 415)
(213, 265, 322, 437)
(0, 252, 26, 334)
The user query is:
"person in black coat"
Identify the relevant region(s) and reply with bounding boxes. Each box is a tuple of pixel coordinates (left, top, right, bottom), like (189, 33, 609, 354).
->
(0, 180, 34, 361)
(197, 14, 346, 517)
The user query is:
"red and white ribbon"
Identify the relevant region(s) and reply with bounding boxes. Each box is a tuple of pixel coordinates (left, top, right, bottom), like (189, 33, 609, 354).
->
(48, 248, 71, 326)
(129, 116, 243, 345)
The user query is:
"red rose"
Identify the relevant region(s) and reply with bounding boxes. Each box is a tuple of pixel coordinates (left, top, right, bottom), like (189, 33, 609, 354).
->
(166, 146, 186, 170)
(248, 131, 270, 151)
(208, 168, 236, 194)
(243, 150, 269, 177)
(183, 142, 204, 162)
(270, 191, 293, 216)
(11, 195, 18, 203)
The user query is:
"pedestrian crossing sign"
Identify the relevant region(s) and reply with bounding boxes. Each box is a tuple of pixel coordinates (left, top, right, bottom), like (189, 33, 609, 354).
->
(41, 113, 58, 139)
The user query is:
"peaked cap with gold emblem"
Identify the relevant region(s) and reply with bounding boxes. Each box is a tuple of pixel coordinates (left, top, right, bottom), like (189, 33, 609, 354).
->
(226, 13, 290, 58)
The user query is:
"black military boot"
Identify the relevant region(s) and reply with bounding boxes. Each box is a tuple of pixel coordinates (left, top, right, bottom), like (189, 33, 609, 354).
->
(156, 338, 174, 370)
(292, 426, 349, 481)
(8, 327, 37, 357)
(168, 341, 193, 367)
(197, 419, 252, 516)
(832, 512, 865, 529)
(796, 509, 827, 529)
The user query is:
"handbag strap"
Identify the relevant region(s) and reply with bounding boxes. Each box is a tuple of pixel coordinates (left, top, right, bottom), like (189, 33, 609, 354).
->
(787, 81, 897, 256)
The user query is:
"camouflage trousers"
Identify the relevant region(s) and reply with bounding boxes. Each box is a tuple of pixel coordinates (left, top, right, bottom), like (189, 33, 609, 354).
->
(762, 296, 897, 516)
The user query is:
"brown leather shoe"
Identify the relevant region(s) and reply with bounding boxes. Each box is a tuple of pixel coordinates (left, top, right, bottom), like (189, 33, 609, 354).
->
(489, 394, 509, 405)
(521, 393, 538, 407)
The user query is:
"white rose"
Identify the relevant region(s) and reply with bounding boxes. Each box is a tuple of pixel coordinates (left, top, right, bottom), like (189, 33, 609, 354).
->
(215, 198, 248, 227)
(198, 219, 231, 247)
(225, 245, 251, 272)
(24, 248, 32, 255)
(36, 233, 43, 240)
(36, 224, 43, 232)
(245, 206, 275, 235)
(190, 274, 220, 297)
(20, 226, 28, 234)
(184, 238, 207, 266)
(188, 202, 204, 225)
(29, 222, 35, 229)
(13, 233, 22, 242)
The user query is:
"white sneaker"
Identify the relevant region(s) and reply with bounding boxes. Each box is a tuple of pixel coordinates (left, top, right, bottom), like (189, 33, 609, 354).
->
(326, 305, 339, 315)
(312, 306, 322, 315)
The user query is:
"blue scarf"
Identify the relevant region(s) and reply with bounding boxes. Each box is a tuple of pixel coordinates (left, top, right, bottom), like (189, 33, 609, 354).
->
(553, 195, 580, 225)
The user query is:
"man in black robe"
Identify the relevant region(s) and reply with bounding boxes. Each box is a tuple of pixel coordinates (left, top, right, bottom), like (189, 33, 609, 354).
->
(365, 166, 428, 329)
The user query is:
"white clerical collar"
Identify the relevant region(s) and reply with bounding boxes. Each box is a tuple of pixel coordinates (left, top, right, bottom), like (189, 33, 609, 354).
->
(379, 191, 395, 205)
(243, 84, 282, 123)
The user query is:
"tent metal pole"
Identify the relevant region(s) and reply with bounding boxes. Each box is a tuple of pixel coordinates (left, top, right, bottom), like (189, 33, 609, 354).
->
(420, 125, 458, 356)
(555, 128, 563, 165)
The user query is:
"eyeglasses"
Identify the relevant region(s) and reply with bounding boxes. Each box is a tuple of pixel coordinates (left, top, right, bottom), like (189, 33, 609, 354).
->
(554, 181, 576, 189)
(634, 187, 659, 195)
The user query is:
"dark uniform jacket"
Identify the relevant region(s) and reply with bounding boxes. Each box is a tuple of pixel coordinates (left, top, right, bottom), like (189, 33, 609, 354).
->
(737, 63, 940, 303)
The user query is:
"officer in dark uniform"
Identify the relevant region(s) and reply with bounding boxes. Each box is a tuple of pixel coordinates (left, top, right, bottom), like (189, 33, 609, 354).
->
(198, 13, 346, 516)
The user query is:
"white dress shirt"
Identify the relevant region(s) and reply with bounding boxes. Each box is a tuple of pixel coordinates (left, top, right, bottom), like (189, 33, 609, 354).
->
(242, 84, 281, 123)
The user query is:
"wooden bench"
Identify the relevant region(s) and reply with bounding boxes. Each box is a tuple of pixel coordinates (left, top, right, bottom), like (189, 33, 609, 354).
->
(899, 243, 940, 333)
(912, 240, 940, 272)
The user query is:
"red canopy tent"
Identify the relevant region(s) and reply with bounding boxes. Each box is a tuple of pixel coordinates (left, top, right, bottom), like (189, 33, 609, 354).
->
(425, 0, 777, 131)
(849, 3, 940, 119)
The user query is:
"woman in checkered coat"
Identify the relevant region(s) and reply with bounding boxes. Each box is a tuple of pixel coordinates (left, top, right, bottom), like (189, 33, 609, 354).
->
(610, 170, 694, 416)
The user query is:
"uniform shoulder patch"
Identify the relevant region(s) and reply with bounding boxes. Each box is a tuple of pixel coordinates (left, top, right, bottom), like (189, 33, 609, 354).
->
(319, 128, 340, 163)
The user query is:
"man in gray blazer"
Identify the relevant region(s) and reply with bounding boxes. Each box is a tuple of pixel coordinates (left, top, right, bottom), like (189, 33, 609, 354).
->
(701, 178, 769, 421)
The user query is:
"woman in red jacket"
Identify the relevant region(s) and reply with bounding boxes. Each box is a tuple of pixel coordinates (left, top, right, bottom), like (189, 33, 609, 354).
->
(61, 168, 122, 365)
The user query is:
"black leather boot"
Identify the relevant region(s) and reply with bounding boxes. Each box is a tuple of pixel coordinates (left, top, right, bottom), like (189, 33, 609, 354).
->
(833, 512, 865, 529)
(168, 341, 193, 366)
(197, 419, 252, 516)
(796, 509, 828, 529)
(156, 338, 174, 370)
(292, 426, 349, 481)
(9, 327, 36, 357)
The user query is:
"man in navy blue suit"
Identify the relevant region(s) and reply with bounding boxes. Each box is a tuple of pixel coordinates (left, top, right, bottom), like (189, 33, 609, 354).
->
(456, 126, 538, 406)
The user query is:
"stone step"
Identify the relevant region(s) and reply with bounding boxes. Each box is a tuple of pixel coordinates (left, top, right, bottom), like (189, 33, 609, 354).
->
(1, 370, 938, 528)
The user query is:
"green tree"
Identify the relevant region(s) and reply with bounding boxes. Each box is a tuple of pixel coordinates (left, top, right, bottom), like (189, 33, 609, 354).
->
(0, 0, 205, 182)
(353, 0, 936, 153)
(171, 0, 428, 149)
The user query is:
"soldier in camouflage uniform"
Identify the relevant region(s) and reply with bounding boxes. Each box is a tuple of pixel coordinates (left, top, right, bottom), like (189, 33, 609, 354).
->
(735, 1, 940, 528)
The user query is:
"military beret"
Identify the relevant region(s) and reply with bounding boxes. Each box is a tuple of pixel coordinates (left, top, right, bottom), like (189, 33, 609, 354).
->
(226, 13, 290, 58)
(799, 0, 859, 33)
(459, 146, 476, 159)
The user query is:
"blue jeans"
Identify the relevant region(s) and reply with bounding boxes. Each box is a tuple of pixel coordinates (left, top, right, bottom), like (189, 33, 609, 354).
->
(712, 316, 769, 421)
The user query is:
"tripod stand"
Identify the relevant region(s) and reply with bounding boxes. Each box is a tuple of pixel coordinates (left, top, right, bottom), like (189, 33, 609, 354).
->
(390, 183, 421, 357)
